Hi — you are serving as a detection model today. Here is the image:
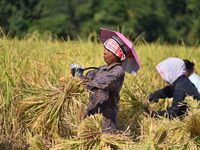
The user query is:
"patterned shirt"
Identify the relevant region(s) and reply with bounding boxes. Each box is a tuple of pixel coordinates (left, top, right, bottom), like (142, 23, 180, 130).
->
(80, 63, 125, 129)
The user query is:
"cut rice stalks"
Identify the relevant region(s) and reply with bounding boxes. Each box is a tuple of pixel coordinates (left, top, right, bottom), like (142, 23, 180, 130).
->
(51, 114, 134, 150)
(18, 77, 88, 139)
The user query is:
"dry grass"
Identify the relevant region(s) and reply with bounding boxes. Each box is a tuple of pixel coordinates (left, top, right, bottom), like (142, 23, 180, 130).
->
(1, 34, 200, 149)
(18, 77, 88, 141)
(51, 114, 134, 150)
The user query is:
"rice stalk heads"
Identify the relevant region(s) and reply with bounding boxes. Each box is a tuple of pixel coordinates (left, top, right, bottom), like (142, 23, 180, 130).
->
(139, 116, 170, 149)
(119, 80, 148, 138)
(27, 134, 46, 150)
(163, 118, 189, 148)
(18, 77, 88, 138)
(51, 114, 134, 150)
(184, 98, 200, 138)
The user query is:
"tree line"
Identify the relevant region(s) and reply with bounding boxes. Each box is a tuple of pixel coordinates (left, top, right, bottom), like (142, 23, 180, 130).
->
(0, 0, 200, 45)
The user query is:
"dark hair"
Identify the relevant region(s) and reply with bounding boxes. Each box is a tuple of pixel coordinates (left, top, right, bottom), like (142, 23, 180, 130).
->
(183, 59, 195, 70)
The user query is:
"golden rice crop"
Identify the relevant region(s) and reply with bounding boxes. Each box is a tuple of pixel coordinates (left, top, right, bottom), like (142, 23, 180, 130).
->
(1, 33, 200, 149)
(27, 134, 46, 150)
(18, 77, 88, 140)
(51, 114, 134, 150)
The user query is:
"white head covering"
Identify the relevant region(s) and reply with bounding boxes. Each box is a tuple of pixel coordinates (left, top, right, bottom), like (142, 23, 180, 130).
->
(156, 57, 186, 84)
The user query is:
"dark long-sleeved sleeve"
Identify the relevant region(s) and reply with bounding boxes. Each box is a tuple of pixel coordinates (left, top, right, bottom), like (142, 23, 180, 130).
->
(152, 76, 200, 118)
(79, 68, 99, 82)
(156, 88, 186, 118)
(149, 86, 173, 102)
(86, 69, 124, 91)
(86, 69, 99, 80)
(184, 82, 200, 100)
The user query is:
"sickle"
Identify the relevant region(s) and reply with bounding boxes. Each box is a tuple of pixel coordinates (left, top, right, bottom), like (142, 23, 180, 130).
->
(71, 67, 99, 77)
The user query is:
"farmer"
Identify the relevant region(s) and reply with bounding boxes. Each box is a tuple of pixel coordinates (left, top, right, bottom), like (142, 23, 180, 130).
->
(146, 57, 200, 118)
(183, 59, 200, 93)
(70, 36, 126, 132)
(70, 28, 141, 131)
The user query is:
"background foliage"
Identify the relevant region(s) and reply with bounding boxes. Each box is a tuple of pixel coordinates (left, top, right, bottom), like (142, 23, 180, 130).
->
(0, 0, 200, 45)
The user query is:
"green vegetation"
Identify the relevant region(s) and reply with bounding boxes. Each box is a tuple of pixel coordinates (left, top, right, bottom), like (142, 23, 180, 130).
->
(1, 33, 200, 149)
(0, 0, 200, 45)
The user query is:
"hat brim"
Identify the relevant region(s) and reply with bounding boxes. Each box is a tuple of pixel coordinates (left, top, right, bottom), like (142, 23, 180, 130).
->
(100, 28, 141, 74)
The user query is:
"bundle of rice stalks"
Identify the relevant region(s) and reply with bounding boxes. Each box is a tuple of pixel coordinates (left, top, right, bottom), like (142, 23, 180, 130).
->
(139, 116, 170, 149)
(18, 77, 88, 138)
(119, 81, 147, 138)
(51, 114, 134, 150)
(160, 98, 200, 148)
(99, 133, 134, 150)
(139, 115, 193, 149)
(27, 134, 46, 150)
(0, 98, 27, 149)
(163, 118, 189, 148)
(184, 98, 200, 143)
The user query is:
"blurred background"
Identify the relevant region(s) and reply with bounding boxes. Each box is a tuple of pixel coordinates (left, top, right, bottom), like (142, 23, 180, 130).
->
(0, 0, 200, 45)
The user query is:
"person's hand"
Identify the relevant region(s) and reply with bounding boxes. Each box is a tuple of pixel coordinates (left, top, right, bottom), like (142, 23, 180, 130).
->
(59, 76, 65, 82)
(143, 107, 157, 117)
(70, 64, 84, 77)
(143, 99, 150, 106)
(149, 109, 158, 117)
(143, 99, 157, 117)
(143, 99, 150, 113)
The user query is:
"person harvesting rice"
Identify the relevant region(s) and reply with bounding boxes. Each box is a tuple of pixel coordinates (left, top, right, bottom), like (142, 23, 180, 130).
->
(183, 59, 200, 94)
(146, 57, 200, 118)
(70, 28, 141, 132)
